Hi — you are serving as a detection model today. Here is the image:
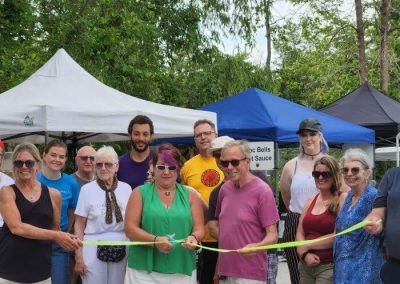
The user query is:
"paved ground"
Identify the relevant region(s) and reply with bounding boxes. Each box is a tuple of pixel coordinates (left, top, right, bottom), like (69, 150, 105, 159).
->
(276, 260, 291, 284)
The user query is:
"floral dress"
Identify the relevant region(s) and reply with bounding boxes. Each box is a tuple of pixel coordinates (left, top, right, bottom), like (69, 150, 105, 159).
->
(334, 185, 385, 284)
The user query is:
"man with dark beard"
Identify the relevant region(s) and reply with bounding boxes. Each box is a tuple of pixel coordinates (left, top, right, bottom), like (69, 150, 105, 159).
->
(117, 115, 154, 189)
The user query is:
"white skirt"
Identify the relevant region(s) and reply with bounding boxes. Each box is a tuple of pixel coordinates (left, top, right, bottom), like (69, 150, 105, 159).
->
(124, 267, 196, 284)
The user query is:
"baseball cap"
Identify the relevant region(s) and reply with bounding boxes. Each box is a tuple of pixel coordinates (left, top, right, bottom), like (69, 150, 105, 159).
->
(209, 136, 234, 153)
(296, 118, 322, 134)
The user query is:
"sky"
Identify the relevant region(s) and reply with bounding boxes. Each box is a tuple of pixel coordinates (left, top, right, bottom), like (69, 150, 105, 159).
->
(218, 0, 357, 65)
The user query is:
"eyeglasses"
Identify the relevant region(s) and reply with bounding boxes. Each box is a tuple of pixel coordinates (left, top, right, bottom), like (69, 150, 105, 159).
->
(340, 167, 361, 175)
(312, 171, 333, 179)
(155, 165, 177, 171)
(299, 132, 317, 138)
(14, 160, 36, 168)
(95, 162, 115, 170)
(79, 156, 95, 162)
(220, 158, 247, 168)
(195, 131, 215, 139)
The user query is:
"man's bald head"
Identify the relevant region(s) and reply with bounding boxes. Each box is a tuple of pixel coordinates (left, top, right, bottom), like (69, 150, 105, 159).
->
(75, 145, 96, 178)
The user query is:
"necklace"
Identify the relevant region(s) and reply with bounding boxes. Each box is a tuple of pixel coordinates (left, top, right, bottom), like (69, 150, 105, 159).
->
(164, 191, 171, 197)
(303, 151, 321, 160)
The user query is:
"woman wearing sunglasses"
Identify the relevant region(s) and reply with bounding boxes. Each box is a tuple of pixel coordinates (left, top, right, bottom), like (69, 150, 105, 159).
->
(0, 143, 81, 283)
(36, 139, 80, 284)
(124, 143, 204, 284)
(296, 155, 341, 283)
(74, 146, 131, 284)
(334, 149, 384, 284)
(280, 118, 330, 284)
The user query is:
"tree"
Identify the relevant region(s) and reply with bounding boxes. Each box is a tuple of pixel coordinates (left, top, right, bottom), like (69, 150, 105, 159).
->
(379, 0, 390, 92)
(355, 0, 368, 83)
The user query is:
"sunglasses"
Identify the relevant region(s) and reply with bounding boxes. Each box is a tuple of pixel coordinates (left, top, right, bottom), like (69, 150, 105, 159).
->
(340, 167, 361, 175)
(95, 162, 115, 170)
(146, 171, 155, 177)
(14, 160, 36, 168)
(79, 156, 95, 161)
(220, 158, 247, 168)
(155, 165, 177, 171)
(312, 171, 333, 179)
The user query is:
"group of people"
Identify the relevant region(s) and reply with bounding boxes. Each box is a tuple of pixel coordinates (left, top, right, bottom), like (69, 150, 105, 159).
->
(280, 118, 395, 284)
(0, 115, 398, 284)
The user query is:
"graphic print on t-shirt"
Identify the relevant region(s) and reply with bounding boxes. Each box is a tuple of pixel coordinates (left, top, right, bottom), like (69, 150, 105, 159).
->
(201, 169, 221, 187)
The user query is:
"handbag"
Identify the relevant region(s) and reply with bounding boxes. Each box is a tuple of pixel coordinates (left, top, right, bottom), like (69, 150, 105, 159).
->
(96, 245, 126, 262)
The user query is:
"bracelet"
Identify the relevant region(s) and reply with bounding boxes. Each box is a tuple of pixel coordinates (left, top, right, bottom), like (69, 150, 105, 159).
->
(301, 250, 310, 261)
(190, 233, 199, 243)
(153, 235, 157, 247)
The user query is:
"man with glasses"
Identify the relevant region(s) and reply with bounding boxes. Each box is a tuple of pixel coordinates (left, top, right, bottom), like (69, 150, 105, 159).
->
(72, 146, 96, 189)
(181, 119, 224, 284)
(118, 115, 154, 189)
(216, 140, 279, 284)
(0, 139, 14, 228)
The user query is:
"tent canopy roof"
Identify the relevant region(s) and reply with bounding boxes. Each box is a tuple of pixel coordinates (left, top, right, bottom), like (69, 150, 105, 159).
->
(198, 88, 374, 144)
(0, 49, 216, 143)
(321, 82, 400, 145)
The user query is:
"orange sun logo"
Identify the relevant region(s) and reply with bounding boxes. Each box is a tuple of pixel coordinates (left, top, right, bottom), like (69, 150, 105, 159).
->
(201, 169, 221, 187)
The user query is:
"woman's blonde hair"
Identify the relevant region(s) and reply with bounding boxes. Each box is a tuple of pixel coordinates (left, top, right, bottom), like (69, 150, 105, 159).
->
(314, 155, 341, 214)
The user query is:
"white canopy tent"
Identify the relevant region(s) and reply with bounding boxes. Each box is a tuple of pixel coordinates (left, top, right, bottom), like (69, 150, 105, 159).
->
(375, 146, 400, 162)
(0, 49, 216, 144)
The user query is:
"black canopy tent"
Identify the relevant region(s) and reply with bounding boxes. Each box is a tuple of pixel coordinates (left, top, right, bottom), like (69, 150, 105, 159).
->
(321, 82, 400, 146)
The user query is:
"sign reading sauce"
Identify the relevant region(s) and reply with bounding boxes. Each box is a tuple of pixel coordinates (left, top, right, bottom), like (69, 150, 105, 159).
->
(249, 142, 274, 171)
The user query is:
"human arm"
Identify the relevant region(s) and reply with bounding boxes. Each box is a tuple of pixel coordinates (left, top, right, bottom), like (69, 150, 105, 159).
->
(238, 223, 278, 256)
(0, 186, 80, 250)
(365, 207, 386, 235)
(280, 159, 294, 210)
(67, 178, 80, 232)
(182, 189, 205, 250)
(208, 220, 218, 240)
(207, 186, 220, 239)
(74, 215, 88, 276)
(124, 187, 173, 253)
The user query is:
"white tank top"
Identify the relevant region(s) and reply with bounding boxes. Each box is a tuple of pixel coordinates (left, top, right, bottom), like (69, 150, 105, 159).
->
(289, 158, 318, 213)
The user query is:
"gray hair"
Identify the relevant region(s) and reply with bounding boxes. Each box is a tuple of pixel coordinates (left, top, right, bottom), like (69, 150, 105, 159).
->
(222, 140, 251, 159)
(95, 146, 119, 164)
(340, 148, 372, 170)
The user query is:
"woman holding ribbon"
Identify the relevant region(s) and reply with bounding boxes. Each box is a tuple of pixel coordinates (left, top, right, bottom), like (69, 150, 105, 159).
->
(124, 143, 204, 284)
(280, 118, 329, 284)
(74, 146, 131, 284)
(334, 149, 384, 283)
(296, 155, 341, 283)
(0, 143, 80, 283)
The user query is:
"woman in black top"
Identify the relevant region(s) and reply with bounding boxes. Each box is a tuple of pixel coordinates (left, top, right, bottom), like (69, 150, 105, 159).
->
(0, 143, 81, 283)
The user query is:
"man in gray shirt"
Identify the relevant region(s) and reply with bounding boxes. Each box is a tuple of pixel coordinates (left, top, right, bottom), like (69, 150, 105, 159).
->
(71, 146, 96, 189)
(365, 167, 400, 283)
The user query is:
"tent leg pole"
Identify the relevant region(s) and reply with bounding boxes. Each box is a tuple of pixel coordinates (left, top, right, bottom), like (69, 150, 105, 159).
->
(274, 142, 279, 204)
(45, 131, 49, 145)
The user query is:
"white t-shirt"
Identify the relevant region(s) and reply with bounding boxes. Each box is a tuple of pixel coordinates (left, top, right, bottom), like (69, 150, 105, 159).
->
(0, 172, 15, 227)
(75, 180, 132, 236)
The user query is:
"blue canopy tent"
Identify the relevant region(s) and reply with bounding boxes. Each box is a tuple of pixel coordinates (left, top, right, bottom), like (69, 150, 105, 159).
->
(160, 88, 375, 144)
(158, 88, 375, 209)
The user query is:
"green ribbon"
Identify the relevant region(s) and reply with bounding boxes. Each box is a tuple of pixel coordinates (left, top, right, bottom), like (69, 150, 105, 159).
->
(82, 219, 377, 253)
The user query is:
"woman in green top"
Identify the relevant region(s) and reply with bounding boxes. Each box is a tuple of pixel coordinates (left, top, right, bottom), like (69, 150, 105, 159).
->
(124, 143, 204, 284)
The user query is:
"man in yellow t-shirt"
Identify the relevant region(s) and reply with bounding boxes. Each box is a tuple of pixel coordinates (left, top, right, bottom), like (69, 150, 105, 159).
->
(181, 119, 224, 284)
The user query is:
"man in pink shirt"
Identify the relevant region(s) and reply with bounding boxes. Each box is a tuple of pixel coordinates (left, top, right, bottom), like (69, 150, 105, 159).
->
(216, 140, 279, 283)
